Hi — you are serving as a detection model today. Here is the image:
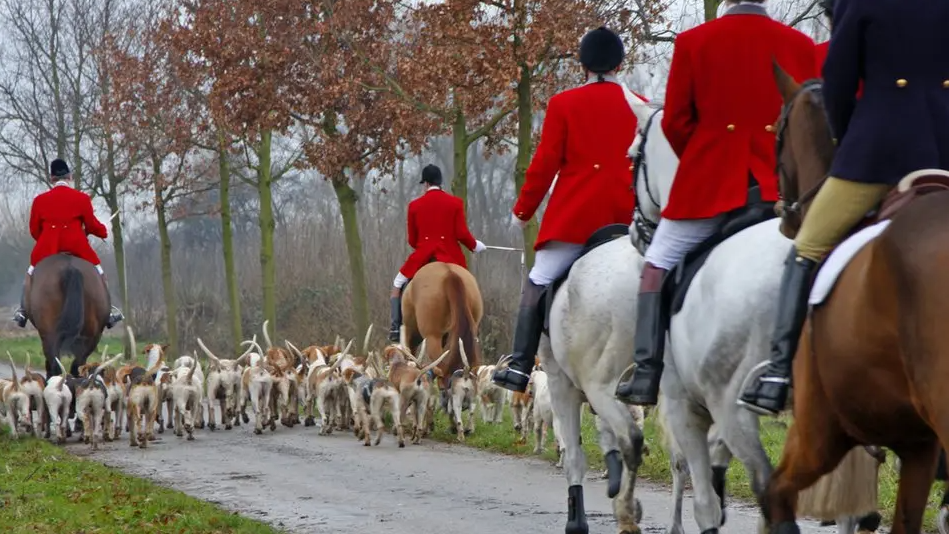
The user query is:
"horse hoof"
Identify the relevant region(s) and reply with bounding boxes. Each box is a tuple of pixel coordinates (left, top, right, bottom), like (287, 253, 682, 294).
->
(773, 522, 800, 534)
(565, 522, 589, 534)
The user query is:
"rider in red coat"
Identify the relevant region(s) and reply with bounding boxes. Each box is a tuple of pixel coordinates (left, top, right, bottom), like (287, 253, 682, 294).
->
(615, 0, 818, 406)
(492, 27, 645, 393)
(12, 159, 124, 329)
(388, 164, 485, 341)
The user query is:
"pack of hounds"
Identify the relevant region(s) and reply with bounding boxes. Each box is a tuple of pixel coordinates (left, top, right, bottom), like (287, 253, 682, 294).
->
(0, 321, 624, 460)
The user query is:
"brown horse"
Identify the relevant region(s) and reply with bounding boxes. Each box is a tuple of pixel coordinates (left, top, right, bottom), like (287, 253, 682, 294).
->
(401, 262, 483, 389)
(27, 254, 110, 378)
(762, 64, 949, 534)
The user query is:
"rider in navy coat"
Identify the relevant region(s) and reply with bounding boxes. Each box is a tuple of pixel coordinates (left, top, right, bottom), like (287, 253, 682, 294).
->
(823, 0, 949, 185)
(740, 0, 949, 416)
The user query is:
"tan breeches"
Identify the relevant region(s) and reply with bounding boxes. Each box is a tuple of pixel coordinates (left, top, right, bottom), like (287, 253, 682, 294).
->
(794, 177, 891, 263)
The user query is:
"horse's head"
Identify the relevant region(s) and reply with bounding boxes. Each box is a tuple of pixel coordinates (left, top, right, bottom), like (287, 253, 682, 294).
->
(772, 60, 835, 239)
(627, 92, 677, 255)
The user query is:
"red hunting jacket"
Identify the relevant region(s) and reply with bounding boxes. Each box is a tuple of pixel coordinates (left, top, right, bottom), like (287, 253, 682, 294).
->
(399, 187, 478, 279)
(815, 41, 864, 98)
(29, 182, 108, 267)
(513, 77, 647, 251)
(660, 4, 818, 220)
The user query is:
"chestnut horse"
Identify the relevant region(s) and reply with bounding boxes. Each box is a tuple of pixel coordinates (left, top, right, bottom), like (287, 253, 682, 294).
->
(762, 64, 949, 534)
(400, 261, 483, 389)
(27, 253, 110, 378)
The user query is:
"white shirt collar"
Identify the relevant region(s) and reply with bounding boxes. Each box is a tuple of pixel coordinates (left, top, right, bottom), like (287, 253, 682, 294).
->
(53, 180, 70, 188)
(585, 72, 621, 86)
(426, 186, 441, 192)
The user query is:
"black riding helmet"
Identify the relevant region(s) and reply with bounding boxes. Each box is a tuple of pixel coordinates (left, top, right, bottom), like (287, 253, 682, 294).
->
(579, 27, 624, 74)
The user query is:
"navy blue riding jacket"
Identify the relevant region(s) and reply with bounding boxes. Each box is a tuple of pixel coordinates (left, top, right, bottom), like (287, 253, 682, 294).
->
(823, 0, 949, 184)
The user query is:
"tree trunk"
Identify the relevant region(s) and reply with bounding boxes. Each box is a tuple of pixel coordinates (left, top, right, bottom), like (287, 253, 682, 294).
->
(219, 133, 243, 350)
(256, 129, 277, 340)
(705, 0, 722, 21)
(515, 64, 538, 269)
(332, 178, 370, 341)
(451, 112, 471, 264)
(105, 136, 130, 356)
(153, 156, 179, 353)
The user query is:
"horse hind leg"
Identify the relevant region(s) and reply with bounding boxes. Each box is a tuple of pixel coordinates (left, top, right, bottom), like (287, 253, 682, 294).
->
(763, 415, 852, 534)
(889, 442, 939, 534)
(586, 389, 645, 534)
(660, 396, 722, 533)
(547, 369, 589, 534)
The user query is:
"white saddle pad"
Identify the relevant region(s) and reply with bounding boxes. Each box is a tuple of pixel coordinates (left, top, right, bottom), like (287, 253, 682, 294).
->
(808, 220, 891, 306)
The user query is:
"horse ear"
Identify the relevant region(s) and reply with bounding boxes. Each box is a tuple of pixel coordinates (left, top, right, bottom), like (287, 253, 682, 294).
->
(772, 57, 801, 104)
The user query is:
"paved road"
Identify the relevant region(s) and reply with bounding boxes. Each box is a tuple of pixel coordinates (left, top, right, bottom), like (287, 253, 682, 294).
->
(4, 365, 837, 534)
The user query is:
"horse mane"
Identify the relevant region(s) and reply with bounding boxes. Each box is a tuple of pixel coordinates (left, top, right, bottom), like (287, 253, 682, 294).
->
(442, 269, 478, 388)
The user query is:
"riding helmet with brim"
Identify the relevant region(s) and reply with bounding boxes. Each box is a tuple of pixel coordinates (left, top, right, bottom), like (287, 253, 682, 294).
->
(579, 27, 625, 74)
(50, 158, 70, 177)
(419, 164, 443, 186)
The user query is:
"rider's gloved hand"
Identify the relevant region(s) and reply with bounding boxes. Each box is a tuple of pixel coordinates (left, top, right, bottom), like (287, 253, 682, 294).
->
(474, 240, 487, 253)
(510, 213, 528, 229)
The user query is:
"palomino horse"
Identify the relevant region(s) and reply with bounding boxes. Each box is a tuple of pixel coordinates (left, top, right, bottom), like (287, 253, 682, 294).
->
(761, 65, 949, 534)
(622, 88, 879, 534)
(401, 261, 483, 389)
(27, 253, 110, 378)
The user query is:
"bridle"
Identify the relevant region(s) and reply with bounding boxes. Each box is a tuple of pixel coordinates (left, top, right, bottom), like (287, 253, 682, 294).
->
(774, 78, 827, 222)
(630, 104, 663, 254)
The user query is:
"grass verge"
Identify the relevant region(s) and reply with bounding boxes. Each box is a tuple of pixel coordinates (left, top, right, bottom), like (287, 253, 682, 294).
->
(0, 435, 281, 533)
(427, 397, 945, 531)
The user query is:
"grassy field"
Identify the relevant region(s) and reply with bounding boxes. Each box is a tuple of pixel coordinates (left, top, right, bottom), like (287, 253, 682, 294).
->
(1, 334, 943, 531)
(0, 434, 281, 533)
(0, 332, 154, 371)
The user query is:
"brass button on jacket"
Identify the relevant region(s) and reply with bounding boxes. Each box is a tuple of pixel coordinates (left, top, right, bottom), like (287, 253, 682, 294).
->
(896, 78, 908, 88)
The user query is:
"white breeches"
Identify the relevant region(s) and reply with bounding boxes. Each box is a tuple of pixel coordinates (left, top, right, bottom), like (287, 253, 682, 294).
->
(393, 272, 409, 289)
(643, 217, 725, 270)
(27, 264, 103, 276)
(528, 241, 584, 286)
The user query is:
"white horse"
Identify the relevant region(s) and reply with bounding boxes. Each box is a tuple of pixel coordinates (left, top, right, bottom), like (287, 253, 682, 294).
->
(624, 91, 879, 534)
(539, 234, 648, 534)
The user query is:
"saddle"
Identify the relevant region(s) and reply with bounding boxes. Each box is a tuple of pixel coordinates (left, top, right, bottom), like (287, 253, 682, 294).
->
(861, 170, 949, 227)
(660, 183, 777, 324)
(541, 224, 631, 334)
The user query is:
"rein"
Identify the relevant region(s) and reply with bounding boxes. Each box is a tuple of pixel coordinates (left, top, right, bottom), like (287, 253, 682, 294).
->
(775, 78, 826, 221)
(631, 105, 663, 253)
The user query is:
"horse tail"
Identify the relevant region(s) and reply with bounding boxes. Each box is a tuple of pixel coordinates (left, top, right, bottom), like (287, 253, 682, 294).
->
(444, 269, 476, 373)
(56, 265, 85, 355)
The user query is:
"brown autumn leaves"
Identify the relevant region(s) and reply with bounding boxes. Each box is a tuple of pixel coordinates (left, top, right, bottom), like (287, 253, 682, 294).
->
(98, 0, 664, 194)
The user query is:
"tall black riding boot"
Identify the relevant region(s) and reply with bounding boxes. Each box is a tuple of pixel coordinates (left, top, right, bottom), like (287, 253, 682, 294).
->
(615, 263, 667, 406)
(492, 280, 546, 393)
(12, 278, 28, 328)
(100, 275, 124, 329)
(389, 294, 402, 342)
(738, 247, 818, 416)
